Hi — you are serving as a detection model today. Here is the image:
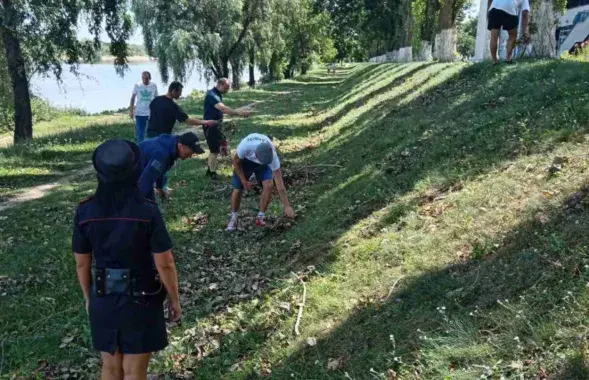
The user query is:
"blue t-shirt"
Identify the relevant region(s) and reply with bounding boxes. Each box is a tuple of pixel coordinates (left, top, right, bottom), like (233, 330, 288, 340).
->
(203, 88, 224, 121)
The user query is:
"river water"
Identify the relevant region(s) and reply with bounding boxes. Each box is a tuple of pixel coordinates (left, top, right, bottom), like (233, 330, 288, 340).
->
(30, 62, 251, 114)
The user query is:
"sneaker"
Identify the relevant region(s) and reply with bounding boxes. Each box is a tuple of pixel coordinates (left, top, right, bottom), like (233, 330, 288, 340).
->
(227, 218, 238, 231)
(255, 216, 266, 227)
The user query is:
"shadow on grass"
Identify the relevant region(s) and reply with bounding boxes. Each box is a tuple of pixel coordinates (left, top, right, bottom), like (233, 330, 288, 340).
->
(267, 184, 589, 378)
(179, 59, 589, 376)
(5, 60, 589, 377)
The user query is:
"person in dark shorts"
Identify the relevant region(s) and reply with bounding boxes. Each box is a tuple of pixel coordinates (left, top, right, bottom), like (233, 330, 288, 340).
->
(72, 139, 181, 379)
(226, 133, 295, 231)
(146, 81, 216, 193)
(138, 132, 205, 200)
(487, 0, 530, 64)
(203, 78, 252, 180)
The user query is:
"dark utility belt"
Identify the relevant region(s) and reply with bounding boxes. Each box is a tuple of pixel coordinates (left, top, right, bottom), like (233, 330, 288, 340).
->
(92, 268, 163, 297)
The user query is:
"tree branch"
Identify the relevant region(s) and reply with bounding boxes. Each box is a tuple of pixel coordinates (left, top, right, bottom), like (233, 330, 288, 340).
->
(226, 0, 256, 61)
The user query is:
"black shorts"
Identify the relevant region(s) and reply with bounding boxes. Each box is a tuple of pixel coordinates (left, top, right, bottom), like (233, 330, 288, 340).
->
(488, 8, 519, 31)
(203, 124, 224, 154)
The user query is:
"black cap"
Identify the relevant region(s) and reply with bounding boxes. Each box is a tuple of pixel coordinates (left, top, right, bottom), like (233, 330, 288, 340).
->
(92, 140, 140, 183)
(178, 132, 205, 154)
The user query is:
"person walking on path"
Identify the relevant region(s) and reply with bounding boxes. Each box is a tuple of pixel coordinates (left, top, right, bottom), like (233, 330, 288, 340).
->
(203, 78, 252, 180)
(227, 133, 295, 231)
(146, 81, 216, 192)
(129, 71, 158, 143)
(487, 0, 530, 64)
(73, 139, 181, 380)
(138, 132, 205, 200)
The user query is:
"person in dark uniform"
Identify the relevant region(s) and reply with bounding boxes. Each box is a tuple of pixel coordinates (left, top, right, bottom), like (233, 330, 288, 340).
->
(138, 132, 205, 200)
(202, 78, 252, 180)
(146, 81, 216, 192)
(73, 139, 181, 380)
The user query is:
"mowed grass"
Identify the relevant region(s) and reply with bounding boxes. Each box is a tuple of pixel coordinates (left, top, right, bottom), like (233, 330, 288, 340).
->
(0, 115, 134, 199)
(3, 60, 589, 379)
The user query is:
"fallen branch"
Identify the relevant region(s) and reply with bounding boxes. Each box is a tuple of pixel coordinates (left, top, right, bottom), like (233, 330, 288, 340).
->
(384, 275, 405, 301)
(294, 275, 307, 336)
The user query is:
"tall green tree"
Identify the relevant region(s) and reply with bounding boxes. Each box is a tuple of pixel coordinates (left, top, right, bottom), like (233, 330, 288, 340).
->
(0, 0, 132, 143)
(133, 0, 267, 86)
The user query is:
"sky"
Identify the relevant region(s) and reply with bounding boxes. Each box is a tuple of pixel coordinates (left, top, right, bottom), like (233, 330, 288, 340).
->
(77, 22, 145, 45)
(77, 2, 481, 46)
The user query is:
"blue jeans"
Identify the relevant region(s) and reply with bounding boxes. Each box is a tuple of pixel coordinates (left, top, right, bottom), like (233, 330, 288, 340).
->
(135, 116, 149, 143)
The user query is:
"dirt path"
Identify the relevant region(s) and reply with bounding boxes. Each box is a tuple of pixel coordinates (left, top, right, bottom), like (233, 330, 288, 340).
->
(0, 167, 94, 213)
(0, 103, 260, 213)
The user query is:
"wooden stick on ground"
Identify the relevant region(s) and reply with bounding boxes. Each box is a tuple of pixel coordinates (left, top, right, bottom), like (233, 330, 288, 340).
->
(384, 275, 405, 301)
(294, 276, 307, 336)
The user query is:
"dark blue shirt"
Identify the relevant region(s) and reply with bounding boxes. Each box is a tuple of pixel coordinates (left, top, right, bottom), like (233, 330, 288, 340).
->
(147, 96, 188, 135)
(138, 135, 179, 199)
(72, 195, 173, 271)
(203, 88, 224, 121)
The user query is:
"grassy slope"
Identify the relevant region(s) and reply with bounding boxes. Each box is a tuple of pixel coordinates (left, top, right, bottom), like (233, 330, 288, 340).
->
(3, 60, 589, 379)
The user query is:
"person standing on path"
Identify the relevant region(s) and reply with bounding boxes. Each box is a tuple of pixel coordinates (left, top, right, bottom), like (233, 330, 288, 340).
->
(226, 133, 295, 231)
(73, 139, 181, 380)
(203, 78, 252, 180)
(138, 132, 205, 200)
(129, 71, 158, 143)
(147, 81, 216, 192)
(487, 0, 530, 64)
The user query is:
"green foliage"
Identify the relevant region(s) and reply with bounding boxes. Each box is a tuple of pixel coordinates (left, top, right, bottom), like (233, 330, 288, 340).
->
(133, 0, 266, 82)
(457, 17, 477, 58)
(3, 1, 133, 80)
(100, 43, 146, 57)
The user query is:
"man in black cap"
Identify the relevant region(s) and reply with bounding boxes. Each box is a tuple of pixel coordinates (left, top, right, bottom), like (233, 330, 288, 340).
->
(227, 133, 295, 231)
(138, 132, 205, 200)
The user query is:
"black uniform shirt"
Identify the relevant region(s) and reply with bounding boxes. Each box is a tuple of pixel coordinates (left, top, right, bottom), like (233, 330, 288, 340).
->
(72, 195, 173, 271)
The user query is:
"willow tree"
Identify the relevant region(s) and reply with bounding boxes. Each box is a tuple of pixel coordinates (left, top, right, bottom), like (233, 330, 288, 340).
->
(133, 0, 266, 87)
(0, 0, 131, 143)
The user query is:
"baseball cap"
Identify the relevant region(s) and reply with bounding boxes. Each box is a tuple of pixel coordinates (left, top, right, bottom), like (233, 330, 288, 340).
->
(255, 141, 274, 166)
(92, 140, 140, 183)
(178, 132, 205, 154)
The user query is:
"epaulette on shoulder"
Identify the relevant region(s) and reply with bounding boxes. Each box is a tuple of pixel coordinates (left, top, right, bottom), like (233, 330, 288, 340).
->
(78, 196, 94, 205)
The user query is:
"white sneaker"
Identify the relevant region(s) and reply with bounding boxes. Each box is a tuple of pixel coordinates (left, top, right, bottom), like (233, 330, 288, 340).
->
(226, 218, 238, 231)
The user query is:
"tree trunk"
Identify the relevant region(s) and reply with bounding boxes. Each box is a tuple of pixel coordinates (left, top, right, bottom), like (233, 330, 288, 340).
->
(399, 1, 413, 63)
(419, 41, 434, 61)
(221, 59, 230, 78)
(248, 48, 255, 87)
(433, 0, 457, 61)
(301, 62, 309, 75)
(231, 59, 242, 90)
(1, 0, 33, 143)
(528, 0, 557, 58)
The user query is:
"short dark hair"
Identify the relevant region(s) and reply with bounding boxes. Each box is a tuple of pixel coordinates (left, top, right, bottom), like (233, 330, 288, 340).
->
(169, 81, 183, 93)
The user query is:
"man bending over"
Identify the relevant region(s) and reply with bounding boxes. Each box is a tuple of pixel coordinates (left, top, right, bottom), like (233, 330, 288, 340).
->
(227, 133, 295, 231)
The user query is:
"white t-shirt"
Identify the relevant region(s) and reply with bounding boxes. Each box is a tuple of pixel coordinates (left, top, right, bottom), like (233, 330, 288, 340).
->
(132, 82, 158, 117)
(236, 133, 281, 171)
(490, 0, 530, 16)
